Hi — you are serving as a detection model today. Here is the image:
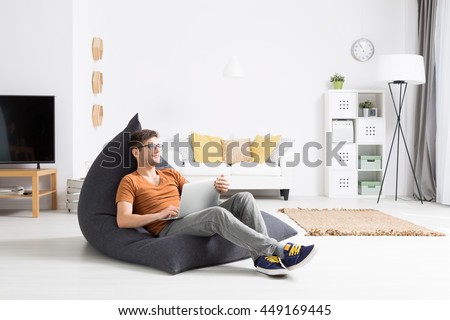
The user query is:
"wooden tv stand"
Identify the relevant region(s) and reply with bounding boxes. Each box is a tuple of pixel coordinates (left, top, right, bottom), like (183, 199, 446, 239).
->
(0, 168, 57, 218)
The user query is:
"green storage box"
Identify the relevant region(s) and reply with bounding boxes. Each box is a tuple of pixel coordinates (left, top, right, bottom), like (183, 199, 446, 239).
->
(359, 155, 382, 169)
(359, 181, 381, 195)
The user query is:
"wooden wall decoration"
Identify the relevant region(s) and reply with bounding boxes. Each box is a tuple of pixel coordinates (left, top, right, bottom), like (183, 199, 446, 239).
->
(92, 104, 103, 127)
(92, 71, 103, 94)
(92, 37, 103, 61)
(92, 37, 104, 127)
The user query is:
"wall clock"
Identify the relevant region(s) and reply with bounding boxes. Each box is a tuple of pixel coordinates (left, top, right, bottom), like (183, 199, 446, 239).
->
(351, 38, 374, 62)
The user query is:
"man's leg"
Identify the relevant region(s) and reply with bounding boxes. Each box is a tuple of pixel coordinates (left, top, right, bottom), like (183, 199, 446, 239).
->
(218, 192, 269, 244)
(158, 199, 279, 261)
(158, 192, 317, 275)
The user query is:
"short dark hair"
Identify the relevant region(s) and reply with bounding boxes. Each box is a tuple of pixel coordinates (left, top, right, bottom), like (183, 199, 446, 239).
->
(129, 129, 159, 149)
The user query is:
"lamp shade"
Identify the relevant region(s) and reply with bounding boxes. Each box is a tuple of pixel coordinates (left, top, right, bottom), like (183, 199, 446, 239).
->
(375, 54, 426, 84)
(223, 55, 245, 78)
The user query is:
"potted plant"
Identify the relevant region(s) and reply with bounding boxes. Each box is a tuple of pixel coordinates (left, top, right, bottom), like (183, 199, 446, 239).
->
(359, 100, 374, 117)
(330, 73, 345, 89)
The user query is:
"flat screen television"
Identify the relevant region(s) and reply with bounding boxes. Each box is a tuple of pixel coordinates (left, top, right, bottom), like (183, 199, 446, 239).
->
(0, 95, 55, 167)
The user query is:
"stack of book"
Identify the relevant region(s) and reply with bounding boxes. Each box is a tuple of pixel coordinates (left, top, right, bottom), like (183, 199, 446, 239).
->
(66, 179, 84, 212)
(0, 186, 25, 196)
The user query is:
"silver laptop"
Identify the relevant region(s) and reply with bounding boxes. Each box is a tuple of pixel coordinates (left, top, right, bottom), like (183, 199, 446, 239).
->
(162, 179, 220, 220)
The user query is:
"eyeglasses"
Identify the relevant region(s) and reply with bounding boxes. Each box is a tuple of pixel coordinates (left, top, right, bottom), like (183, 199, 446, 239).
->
(136, 143, 163, 150)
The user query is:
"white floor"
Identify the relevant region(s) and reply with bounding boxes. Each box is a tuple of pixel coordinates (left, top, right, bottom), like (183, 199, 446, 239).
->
(1, 195, 449, 300)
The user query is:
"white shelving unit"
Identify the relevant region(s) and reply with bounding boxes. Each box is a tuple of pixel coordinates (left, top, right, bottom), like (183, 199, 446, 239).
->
(324, 89, 385, 197)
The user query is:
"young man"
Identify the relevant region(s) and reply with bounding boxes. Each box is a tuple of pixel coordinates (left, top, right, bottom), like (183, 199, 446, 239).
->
(116, 129, 317, 276)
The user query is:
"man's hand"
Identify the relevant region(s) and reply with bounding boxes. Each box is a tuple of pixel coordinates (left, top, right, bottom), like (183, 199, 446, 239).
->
(214, 174, 229, 194)
(159, 205, 179, 219)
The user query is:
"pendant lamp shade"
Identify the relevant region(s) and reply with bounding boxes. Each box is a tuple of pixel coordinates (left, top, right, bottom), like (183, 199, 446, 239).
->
(223, 55, 245, 78)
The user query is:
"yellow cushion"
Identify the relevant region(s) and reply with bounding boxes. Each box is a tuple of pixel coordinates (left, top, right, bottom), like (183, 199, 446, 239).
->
(222, 139, 253, 165)
(250, 134, 281, 163)
(191, 132, 223, 163)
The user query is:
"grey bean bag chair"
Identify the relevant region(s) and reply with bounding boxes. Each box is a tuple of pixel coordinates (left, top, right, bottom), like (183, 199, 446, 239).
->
(77, 114, 297, 274)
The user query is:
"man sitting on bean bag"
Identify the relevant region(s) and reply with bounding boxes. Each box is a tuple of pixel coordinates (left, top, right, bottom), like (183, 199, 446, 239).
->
(116, 129, 318, 276)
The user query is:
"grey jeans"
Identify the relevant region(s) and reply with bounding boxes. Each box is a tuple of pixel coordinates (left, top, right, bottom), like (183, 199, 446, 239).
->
(158, 192, 279, 261)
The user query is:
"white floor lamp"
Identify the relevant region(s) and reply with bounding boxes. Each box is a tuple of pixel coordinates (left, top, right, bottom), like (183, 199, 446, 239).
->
(375, 54, 426, 203)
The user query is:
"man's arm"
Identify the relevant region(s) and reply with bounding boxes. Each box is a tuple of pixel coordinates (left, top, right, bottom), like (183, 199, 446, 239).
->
(116, 201, 179, 228)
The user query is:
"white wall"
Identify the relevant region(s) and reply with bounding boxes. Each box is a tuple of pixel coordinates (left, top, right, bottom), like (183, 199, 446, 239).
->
(1, 0, 419, 208)
(0, 0, 73, 208)
(73, 0, 418, 197)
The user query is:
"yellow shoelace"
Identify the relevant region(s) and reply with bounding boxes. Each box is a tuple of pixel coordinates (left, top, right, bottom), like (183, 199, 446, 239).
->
(265, 256, 281, 264)
(285, 243, 301, 256)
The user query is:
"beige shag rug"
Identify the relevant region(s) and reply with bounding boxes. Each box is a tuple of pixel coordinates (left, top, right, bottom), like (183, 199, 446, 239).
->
(279, 208, 445, 236)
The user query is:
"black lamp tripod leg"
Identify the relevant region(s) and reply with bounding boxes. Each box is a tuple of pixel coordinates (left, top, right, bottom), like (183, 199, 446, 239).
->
(377, 120, 400, 203)
(397, 123, 424, 203)
(377, 81, 424, 204)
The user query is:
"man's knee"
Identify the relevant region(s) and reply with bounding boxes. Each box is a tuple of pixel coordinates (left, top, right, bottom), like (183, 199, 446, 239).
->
(235, 191, 255, 202)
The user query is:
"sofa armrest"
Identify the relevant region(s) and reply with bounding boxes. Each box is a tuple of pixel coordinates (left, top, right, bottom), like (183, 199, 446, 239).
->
(279, 154, 296, 178)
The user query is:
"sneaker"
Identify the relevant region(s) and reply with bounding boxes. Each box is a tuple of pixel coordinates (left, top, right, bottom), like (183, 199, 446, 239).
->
(255, 256, 288, 276)
(281, 243, 318, 270)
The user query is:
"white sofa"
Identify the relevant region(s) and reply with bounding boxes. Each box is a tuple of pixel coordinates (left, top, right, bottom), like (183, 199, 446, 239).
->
(164, 137, 294, 200)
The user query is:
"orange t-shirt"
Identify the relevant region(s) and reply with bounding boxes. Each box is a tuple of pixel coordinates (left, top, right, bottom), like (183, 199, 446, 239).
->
(115, 168, 188, 235)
